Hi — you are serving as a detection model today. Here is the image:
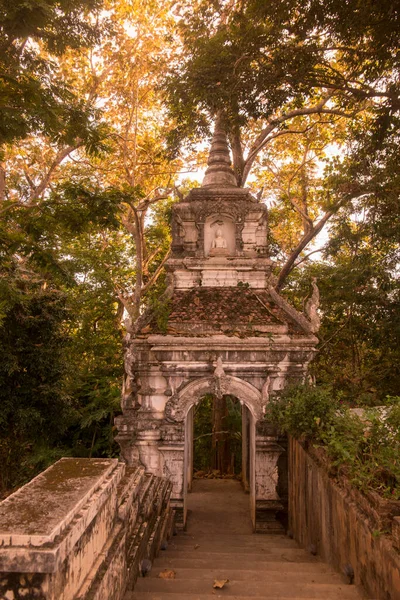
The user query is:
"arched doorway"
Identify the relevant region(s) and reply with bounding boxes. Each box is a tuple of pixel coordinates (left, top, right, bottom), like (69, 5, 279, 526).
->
(191, 394, 243, 479)
(165, 374, 261, 529)
(159, 371, 288, 532)
(184, 394, 256, 528)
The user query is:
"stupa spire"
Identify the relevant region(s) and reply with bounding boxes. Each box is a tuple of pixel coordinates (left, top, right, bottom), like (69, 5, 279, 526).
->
(202, 113, 237, 188)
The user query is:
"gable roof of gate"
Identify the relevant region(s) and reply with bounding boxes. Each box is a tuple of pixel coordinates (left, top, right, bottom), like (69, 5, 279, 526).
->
(140, 287, 315, 337)
(169, 288, 285, 324)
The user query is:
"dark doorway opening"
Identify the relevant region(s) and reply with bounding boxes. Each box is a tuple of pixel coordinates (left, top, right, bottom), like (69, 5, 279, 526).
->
(193, 394, 242, 479)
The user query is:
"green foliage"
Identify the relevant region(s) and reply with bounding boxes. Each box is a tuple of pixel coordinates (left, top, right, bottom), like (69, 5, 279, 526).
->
(0, 0, 177, 497)
(150, 296, 171, 333)
(165, 0, 399, 151)
(0, 177, 135, 493)
(348, 402, 400, 498)
(284, 160, 400, 405)
(0, 0, 110, 148)
(193, 396, 214, 472)
(266, 384, 400, 499)
(265, 384, 339, 442)
(0, 266, 72, 495)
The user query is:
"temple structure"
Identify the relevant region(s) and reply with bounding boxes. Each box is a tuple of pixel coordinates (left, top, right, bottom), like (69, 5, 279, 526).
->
(115, 118, 319, 530)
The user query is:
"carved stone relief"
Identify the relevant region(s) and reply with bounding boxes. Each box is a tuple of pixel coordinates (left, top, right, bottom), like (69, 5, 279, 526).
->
(164, 371, 265, 423)
(204, 214, 235, 256)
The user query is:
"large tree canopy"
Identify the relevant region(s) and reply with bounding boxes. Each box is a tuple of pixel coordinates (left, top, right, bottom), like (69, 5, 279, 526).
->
(166, 0, 399, 161)
(0, 0, 399, 494)
(164, 0, 400, 289)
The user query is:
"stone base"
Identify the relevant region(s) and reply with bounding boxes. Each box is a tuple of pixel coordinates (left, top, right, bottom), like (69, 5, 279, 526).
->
(0, 459, 174, 600)
(170, 500, 184, 530)
(255, 500, 285, 534)
(208, 248, 230, 257)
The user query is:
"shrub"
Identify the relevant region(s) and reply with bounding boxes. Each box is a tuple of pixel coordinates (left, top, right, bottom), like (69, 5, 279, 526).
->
(265, 384, 339, 442)
(266, 384, 400, 499)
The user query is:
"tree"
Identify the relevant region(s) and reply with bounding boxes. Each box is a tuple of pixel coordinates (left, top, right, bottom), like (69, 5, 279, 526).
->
(164, 0, 400, 288)
(0, 0, 104, 147)
(284, 126, 400, 402)
(0, 263, 71, 495)
(0, 0, 183, 492)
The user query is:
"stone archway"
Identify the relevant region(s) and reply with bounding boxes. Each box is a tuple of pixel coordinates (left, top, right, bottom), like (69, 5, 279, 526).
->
(163, 374, 260, 528)
(160, 371, 287, 530)
(164, 372, 264, 423)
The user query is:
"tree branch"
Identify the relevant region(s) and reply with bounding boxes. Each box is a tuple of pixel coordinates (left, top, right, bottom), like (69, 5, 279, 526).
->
(240, 94, 356, 184)
(29, 144, 82, 202)
(142, 249, 171, 293)
(294, 247, 324, 268)
(275, 210, 333, 291)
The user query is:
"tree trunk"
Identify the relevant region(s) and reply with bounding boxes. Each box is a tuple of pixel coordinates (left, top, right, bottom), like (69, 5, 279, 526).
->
(212, 396, 230, 474)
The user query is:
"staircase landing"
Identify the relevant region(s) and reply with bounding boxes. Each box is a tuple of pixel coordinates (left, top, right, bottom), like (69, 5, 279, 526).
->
(127, 479, 368, 600)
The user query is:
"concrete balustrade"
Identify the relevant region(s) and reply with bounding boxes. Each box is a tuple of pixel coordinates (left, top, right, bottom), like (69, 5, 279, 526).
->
(0, 458, 173, 600)
(288, 437, 400, 599)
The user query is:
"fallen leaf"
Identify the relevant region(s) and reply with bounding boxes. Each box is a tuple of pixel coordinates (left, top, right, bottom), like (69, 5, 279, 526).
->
(158, 569, 176, 579)
(213, 579, 229, 589)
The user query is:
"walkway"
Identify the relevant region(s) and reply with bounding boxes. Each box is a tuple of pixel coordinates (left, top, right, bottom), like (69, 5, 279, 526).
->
(128, 479, 367, 599)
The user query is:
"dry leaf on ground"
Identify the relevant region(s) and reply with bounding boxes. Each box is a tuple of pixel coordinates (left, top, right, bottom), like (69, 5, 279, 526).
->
(213, 579, 229, 589)
(158, 569, 176, 579)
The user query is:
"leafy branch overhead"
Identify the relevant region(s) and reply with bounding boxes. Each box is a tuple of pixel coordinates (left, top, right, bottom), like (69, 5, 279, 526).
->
(0, 0, 398, 496)
(164, 0, 399, 288)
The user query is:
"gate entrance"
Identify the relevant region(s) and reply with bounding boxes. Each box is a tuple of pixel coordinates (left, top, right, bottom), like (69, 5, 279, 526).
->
(115, 118, 319, 532)
(184, 395, 255, 528)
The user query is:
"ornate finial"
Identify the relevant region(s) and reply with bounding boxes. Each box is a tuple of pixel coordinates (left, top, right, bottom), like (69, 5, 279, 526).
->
(304, 277, 321, 333)
(213, 356, 227, 399)
(202, 113, 237, 188)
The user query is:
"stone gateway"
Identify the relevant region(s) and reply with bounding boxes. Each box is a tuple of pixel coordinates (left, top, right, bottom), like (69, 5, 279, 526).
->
(115, 117, 319, 531)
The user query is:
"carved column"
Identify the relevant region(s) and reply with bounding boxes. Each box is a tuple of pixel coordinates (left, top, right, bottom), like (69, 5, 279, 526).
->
(254, 420, 285, 533)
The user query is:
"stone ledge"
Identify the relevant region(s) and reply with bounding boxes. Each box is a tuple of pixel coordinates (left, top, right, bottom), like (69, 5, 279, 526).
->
(289, 437, 400, 600)
(0, 459, 125, 573)
(0, 460, 174, 600)
(146, 334, 317, 346)
(0, 458, 118, 547)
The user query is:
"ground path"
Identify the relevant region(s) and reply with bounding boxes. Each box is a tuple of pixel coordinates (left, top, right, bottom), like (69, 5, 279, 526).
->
(127, 479, 367, 600)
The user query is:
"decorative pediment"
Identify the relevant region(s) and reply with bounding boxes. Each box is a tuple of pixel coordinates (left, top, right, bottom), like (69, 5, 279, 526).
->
(164, 371, 266, 423)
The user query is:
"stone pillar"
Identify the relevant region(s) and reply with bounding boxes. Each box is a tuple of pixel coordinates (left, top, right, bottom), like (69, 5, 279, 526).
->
(159, 421, 186, 527)
(241, 405, 252, 493)
(186, 407, 194, 493)
(254, 421, 285, 533)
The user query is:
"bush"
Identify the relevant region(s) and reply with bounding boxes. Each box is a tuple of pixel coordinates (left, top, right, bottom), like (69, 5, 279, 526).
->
(266, 384, 400, 499)
(265, 384, 340, 442)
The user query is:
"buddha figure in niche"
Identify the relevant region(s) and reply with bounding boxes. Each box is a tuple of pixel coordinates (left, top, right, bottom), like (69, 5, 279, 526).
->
(212, 228, 227, 249)
(209, 226, 229, 256)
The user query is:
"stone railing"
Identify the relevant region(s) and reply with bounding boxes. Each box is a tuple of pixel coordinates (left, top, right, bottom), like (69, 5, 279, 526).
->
(288, 437, 400, 599)
(0, 458, 174, 600)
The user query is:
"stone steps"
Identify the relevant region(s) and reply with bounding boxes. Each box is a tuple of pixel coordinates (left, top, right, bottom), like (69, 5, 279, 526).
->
(129, 595, 360, 600)
(124, 481, 368, 600)
(130, 580, 362, 599)
(126, 530, 367, 600)
(152, 558, 338, 573)
(147, 567, 344, 583)
(168, 533, 299, 548)
(153, 549, 320, 562)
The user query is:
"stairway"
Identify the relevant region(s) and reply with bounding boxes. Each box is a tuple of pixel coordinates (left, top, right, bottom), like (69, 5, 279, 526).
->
(126, 480, 367, 600)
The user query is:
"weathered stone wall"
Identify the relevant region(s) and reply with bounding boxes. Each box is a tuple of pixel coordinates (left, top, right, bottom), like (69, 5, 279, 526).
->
(288, 437, 400, 600)
(117, 124, 319, 534)
(0, 459, 174, 600)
